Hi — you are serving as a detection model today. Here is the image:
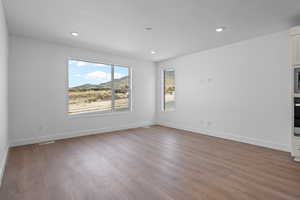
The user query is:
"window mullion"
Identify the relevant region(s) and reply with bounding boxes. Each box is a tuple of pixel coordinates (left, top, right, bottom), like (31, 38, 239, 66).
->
(111, 65, 115, 112)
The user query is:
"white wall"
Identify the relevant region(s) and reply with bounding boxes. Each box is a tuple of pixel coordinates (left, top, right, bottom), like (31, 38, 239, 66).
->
(7, 29, 292, 153)
(8, 35, 156, 146)
(156, 31, 291, 152)
(0, 0, 8, 184)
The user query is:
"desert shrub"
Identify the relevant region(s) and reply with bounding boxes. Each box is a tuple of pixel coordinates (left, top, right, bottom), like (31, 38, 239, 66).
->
(165, 86, 175, 93)
(69, 89, 112, 104)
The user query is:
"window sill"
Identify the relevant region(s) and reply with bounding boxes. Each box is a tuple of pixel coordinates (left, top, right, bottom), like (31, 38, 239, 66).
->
(68, 109, 132, 119)
(163, 110, 176, 113)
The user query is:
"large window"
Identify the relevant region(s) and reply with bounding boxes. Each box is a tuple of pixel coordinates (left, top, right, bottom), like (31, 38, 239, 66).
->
(163, 68, 175, 111)
(68, 59, 130, 114)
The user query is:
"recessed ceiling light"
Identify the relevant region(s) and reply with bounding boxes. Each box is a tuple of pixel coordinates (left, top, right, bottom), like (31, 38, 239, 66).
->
(150, 50, 156, 54)
(216, 27, 225, 32)
(145, 27, 153, 31)
(71, 32, 79, 37)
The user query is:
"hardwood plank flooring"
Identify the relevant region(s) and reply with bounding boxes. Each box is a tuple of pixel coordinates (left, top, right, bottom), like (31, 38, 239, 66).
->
(1, 125, 300, 200)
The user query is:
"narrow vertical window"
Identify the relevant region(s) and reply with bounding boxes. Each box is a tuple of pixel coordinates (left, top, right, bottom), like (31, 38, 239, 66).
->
(163, 68, 175, 111)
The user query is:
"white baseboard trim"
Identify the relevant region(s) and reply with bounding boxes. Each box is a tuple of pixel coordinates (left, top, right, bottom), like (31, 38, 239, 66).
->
(10, 121, 154, 147)
(0, 145, 9, 188)
(10, 120, 289, 152)
(158, 121, 290, 152)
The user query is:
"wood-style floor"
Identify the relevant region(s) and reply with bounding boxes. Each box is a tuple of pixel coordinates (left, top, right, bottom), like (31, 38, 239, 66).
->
(1, 125, 300, 200)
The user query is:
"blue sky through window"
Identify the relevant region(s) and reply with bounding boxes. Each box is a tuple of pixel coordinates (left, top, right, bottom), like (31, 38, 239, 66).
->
(68, 60, 128, 88)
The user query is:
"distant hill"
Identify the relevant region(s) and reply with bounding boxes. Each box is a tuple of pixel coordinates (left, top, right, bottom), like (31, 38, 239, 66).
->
(70, 76, 129, 91)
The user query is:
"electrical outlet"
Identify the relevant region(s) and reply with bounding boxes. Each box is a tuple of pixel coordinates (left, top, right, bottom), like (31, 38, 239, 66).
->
(38, 126, 45, 132)
(199, 120, 204, 126)
(207, 121, 212, 128)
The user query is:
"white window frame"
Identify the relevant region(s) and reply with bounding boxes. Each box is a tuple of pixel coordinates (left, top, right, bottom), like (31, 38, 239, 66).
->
(66, 58, 132, 117)
(162, 68, 176, 112)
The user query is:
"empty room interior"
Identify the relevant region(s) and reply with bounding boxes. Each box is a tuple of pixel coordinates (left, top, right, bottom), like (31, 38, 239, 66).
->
(1, 0, 300, 199)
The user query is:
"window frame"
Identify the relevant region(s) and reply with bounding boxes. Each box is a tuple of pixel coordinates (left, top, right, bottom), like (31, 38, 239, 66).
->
(161, 67, 176, 112)
(66, 58, 132, 117)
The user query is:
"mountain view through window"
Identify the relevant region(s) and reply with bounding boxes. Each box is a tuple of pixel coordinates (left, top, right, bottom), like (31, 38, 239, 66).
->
(68, 59, 130, 114)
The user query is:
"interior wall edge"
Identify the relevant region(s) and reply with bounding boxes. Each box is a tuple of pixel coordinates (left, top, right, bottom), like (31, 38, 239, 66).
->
(0, 0, 9, 188)
(0, 145, 9, 187)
